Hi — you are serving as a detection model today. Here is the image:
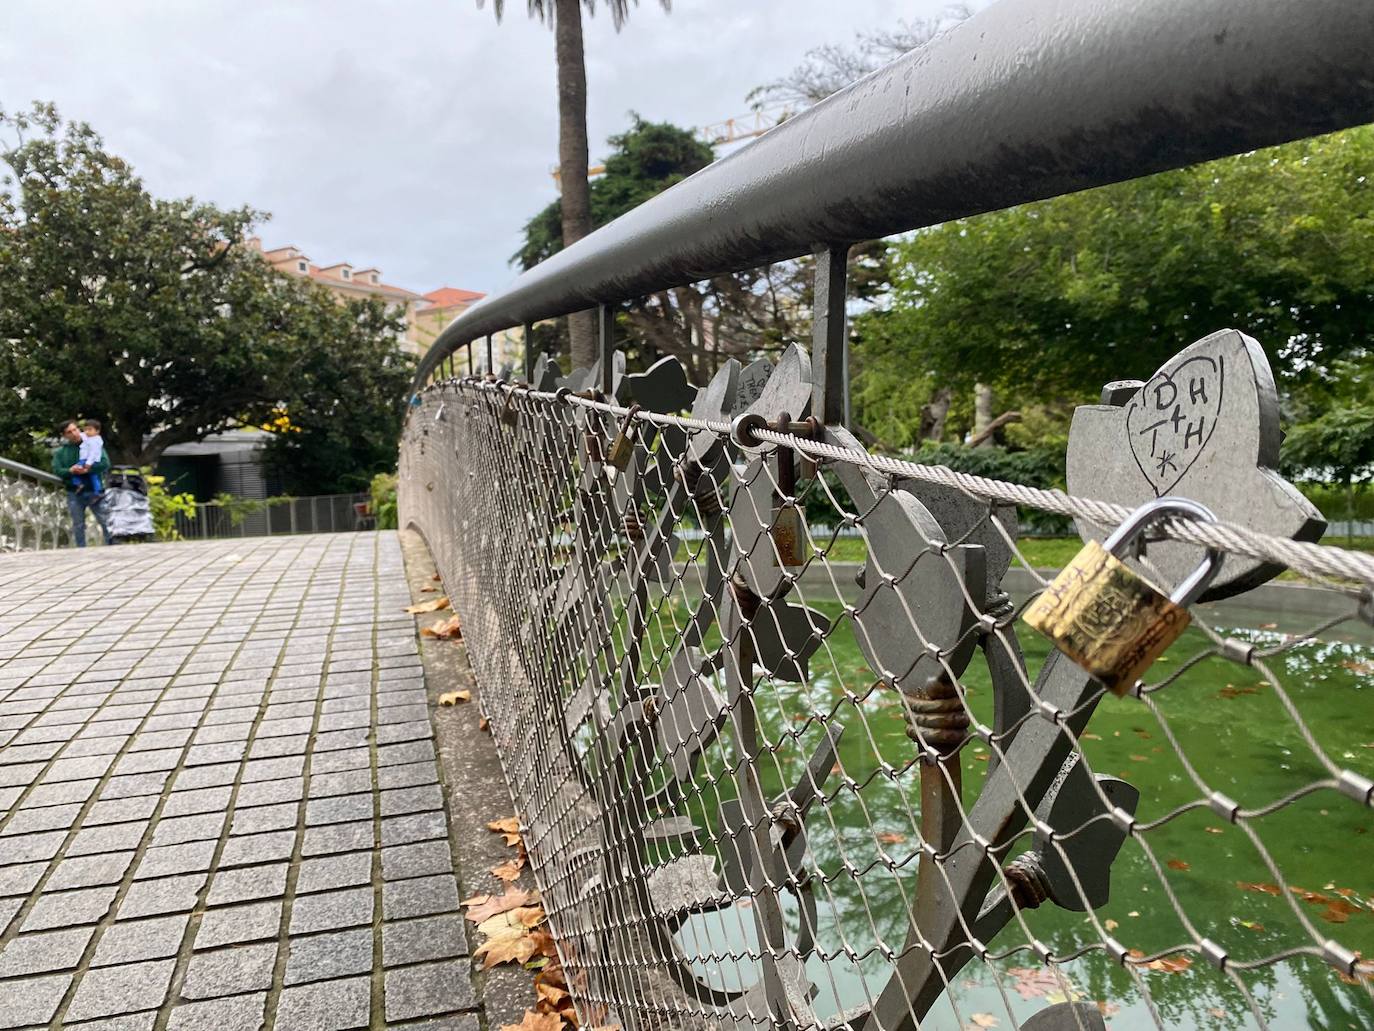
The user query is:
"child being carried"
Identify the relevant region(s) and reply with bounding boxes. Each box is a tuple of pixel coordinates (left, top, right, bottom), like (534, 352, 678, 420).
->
(74, 419, 105, 498)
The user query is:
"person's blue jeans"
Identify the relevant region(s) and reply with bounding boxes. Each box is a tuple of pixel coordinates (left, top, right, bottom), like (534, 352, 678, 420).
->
(67, 490, 111, 548)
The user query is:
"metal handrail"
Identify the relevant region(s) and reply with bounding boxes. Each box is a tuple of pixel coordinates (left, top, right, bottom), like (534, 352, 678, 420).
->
(0, 455, 64, 486)
(415, 0, 1374, 385)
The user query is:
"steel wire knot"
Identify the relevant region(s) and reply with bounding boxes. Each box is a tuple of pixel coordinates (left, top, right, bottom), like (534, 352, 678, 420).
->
(902, 675, 969, 755)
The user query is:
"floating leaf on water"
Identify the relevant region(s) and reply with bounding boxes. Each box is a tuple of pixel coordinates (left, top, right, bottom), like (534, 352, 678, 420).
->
(877, 832, 907, 845)
(1104, 919, 1119, 931)
(1167, 859, 1191, 871)
(967, 1015, 998, 1029)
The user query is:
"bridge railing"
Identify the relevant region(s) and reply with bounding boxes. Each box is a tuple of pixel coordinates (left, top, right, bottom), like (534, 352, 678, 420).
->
(0, 455, 97, 552)
(399, 2, 1374, 1029)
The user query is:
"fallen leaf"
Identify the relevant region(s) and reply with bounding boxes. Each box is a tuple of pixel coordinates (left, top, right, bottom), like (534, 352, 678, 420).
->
(488, 817, 523, 848)
(500, 1010, 562, 1031)
(1321, 899, 1358, 923)
(463, 886, 538, 924)
(480, 716, 491, 733)
(1205, 826, 1223, 835)
(1129, 949, 1193, 974)
(492, 856, 527, 882)
(877, 832, 907, 845)
(1104, 919, 1119, 931)
(431, 573, 441, 581)
(421, 615, 463, 640)
(1208, 1007, 1227, 1019)
(1260, 622, 1278, 630)
(510, 906, 547, 928)
(1237, 881, 1282, 896)
(405, 597, 450, 613)
(420, 585, 437, 593)
(1006, 967, 1064, 1000)
(1238, 919, 1265, 932)
(1219, 684, 1260, 700)
(1096, 1001, 1120, 1017)
(536, 982, 569, 1009)
(439, 690, 471, 706)
(1167, 859, 1191, 872)
(967, 1013, 998, 1029)
(1081, 733, 1103, 741)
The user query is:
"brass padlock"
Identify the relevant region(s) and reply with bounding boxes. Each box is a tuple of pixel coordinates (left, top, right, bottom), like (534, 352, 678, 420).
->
(606, 404, 640, 472)
(770, 443, 809, 568)
(1023, 497, 1221, 695)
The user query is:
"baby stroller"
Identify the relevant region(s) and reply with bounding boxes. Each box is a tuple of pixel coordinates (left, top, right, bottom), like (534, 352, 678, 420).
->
(103, 467, 156, 543)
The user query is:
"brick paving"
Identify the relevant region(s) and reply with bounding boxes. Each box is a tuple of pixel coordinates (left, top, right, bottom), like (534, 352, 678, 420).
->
(0, 534, 477, 1031)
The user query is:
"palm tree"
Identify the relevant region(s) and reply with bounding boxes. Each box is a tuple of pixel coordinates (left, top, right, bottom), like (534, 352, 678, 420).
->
(481, 0, 670, 371)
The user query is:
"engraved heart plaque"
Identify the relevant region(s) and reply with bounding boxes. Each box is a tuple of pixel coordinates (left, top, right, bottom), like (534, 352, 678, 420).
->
(1124, 354, 1224, 495)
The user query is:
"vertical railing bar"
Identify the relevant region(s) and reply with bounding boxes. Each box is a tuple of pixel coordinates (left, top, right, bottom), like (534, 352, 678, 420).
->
(811, 244, 850, 428)
(598, 304, 614, 396)
(523, 321, 536, 383)
(485, 333, 494, 375)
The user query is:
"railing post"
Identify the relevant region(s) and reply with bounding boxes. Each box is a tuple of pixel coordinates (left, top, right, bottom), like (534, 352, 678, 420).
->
(466, 343, 474, 376)
(598, 304, 615, 396)
(811, 244, 850, 428)
(485, 334, 494, 375)
(523, 321, 536, 383)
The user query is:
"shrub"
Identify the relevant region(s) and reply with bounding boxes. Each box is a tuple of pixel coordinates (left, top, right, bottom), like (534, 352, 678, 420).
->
(371, 472, 398, 530)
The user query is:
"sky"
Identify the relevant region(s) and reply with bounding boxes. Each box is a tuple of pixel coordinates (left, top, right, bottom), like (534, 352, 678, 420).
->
(0, 0, 945, 299)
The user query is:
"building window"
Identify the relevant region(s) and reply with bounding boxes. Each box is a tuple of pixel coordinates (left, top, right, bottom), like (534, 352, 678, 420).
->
(341, 268, 351, 280)
(370, 273, 379, 284)
(297, 260, 307, 272)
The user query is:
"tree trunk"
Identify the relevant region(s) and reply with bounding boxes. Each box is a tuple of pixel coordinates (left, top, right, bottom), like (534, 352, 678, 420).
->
(919, 387, 952, 442)
(554, 0, 597, 371)
(972, 382, 995, 448)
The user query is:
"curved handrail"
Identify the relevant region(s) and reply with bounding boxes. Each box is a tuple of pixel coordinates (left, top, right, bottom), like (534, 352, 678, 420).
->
(415, 0, 1374, 385)
(0, 455, 63, 486)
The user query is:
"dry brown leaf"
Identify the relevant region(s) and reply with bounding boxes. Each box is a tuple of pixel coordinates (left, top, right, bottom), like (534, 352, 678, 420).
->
(536, 982, 570, 1009)
(492, 856, 527, 882)
(1167, 859, 1190, 871)
(420, 585, 437, 593)
(439, 689, 472, 706)
(463, 886, 538, 924)
(876, 832, 907, 845)
(509, 906, 546, 928)
(476, 926, 540, 969)
(431, 572, 442, 581)
(488, 817, 523, 847)
(421, 615, 463, 640)
(500, 1010, 562, 1031)
(1237, 881, 1282, 896)
(405, 597, 450, 614)
(1205, 826, 1223, 834)
(480, 716, 491, 733)
(1130, 949, 1193, 974)
(1104, 919, 1119, 931)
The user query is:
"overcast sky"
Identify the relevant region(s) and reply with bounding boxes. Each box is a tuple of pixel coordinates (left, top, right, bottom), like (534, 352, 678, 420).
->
(0, 0, 944, 297)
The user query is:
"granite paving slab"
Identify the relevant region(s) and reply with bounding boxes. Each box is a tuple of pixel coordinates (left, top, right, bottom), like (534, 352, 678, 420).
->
(0, 534, 479, 1029)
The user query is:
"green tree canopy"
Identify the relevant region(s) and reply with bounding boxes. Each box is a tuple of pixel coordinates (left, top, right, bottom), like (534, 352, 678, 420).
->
(864, 126, 1374, 407)
(0, 103, 412, 488)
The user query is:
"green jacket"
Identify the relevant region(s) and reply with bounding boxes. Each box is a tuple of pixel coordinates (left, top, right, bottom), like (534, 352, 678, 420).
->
(51, 442, 111, 492)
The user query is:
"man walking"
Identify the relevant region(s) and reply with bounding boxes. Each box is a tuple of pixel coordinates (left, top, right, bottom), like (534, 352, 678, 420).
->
(52, 419, 111, 547)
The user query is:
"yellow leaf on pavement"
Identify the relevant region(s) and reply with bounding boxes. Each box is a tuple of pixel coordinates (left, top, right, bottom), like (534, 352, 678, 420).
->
(463, 886, 538, 924)
(405, 596, 450, 613)
(439, 690, 471, 706)
(421, 615, 463, 640)
(492, 856, 526, 882)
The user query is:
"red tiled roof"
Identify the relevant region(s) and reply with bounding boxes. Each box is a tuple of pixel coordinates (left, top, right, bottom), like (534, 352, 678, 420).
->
(422, 286, 486, 309)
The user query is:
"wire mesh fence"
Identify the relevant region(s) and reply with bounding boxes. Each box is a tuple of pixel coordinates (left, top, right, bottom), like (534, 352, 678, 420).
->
(399, 344, 1373, 1031)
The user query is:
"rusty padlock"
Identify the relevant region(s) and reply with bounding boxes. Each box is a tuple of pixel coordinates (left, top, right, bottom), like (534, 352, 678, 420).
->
(770, 438, 809, 568)
(1023, 497, 1221, 695)
(605, 404, 640, 472)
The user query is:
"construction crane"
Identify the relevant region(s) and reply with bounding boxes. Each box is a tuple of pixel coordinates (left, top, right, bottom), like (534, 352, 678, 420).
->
(550, 106, 792, 185)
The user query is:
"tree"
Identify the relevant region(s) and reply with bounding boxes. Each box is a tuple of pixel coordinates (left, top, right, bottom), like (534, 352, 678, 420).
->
(517, 116, 887, 383)
(748, 5, 974, 108)
(480, 0, 670, 371)
(0, 103, 413, 487)
(855, 125, 1374, 447)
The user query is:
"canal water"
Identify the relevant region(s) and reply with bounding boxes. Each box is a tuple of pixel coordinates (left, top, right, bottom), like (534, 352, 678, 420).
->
(656, 591, 1374, 1029)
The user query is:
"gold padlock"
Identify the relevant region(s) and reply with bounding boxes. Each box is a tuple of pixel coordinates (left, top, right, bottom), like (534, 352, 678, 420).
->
(606, 404, 640, 472)
(1023, 498, 1221, 695)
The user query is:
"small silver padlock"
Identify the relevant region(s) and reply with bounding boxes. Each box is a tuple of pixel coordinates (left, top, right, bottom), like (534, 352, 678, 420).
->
(606, 404, 640, 472)
(1023, 497, 1222, 695)
(770, 442, 808, 568)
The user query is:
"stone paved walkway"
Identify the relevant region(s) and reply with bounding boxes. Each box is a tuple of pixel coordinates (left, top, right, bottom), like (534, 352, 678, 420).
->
(0, 533, 477, 1031)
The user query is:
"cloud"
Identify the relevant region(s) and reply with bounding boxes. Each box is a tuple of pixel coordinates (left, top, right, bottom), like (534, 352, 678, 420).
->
(0, 0, 941, 295)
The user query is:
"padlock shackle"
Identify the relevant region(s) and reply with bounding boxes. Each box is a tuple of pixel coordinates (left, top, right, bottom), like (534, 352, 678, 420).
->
(1101, 496, 1222, 607)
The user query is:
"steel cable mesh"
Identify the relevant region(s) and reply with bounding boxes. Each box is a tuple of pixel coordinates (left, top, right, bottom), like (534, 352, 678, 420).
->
(399, 373, 1373, 1031)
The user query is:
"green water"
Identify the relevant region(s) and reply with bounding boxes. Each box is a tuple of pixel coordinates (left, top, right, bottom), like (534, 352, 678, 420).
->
(634, 598, 1374, 1029)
